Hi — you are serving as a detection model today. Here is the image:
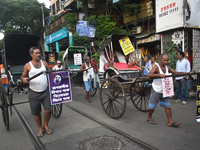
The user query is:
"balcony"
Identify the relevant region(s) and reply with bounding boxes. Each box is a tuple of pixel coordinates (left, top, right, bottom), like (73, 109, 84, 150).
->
(64, 0, 74, 8)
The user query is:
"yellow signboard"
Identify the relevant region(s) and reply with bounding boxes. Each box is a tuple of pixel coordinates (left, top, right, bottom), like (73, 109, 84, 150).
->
(119, 36, 135, 56)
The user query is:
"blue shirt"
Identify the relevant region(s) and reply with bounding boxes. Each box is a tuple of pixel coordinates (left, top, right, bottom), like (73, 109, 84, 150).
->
(143, 61, 150, 76)
(175, 58, 191, 80)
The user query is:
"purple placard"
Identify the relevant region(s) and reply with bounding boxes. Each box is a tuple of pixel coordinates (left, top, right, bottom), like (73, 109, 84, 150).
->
(48, 71, 72, 105)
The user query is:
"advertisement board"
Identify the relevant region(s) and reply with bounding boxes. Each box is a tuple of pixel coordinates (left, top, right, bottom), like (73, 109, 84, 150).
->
(156, 0, 184, 33)
(186, 0, 200, 28)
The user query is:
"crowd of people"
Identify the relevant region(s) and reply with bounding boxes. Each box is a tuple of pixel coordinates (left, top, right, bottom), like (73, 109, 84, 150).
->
(12, 46, 191, 138)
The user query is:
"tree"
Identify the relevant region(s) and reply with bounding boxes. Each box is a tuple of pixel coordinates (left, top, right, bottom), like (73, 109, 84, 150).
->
(164, 40, 178, 70)
(0, 0, 49, 37)
(64, 13, 129, 49)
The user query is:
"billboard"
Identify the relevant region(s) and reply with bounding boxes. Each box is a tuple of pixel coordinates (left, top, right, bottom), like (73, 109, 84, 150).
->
(156, 0, 200, 33)
(156, 0, 184, 33)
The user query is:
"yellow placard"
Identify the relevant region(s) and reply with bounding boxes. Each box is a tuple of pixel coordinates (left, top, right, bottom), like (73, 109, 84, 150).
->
(197, 86, 200, 92)
(119, 36, 135, 56)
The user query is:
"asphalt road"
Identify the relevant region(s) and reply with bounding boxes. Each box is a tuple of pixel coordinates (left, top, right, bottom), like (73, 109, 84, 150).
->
(0, 85, 199, 150)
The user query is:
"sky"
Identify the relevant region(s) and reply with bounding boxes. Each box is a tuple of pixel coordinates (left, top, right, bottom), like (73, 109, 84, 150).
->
(38, 0, 50, 8)
(0, 0, 51, 40)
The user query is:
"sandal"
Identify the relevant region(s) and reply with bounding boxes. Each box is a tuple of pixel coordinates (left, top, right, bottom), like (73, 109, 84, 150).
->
(43, 128, 53, 135)
(36, 132, 44, 138)
(87, 99, 92, 103)
(147, 119, 156, 124)
(168, 122, 181, 128)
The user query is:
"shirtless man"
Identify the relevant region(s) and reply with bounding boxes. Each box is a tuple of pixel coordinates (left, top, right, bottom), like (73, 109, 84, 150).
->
(147, 54, 184, 127)
(21, 46, 52, 138)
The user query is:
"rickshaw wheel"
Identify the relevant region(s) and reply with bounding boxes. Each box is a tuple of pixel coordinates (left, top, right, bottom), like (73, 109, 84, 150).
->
(51, 103, 62, 119)
(0, 83, 9, 130)
(130, 81, 151, 112)
(100, 78, 126, 119)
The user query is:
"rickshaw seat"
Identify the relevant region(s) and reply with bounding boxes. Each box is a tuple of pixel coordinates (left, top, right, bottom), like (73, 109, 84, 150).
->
(105, 62, 140, 70)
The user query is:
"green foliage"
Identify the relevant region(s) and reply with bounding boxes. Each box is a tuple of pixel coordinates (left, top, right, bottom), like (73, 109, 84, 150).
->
(92, 53, 100, 64)
(58, 51, 66, 62)
(64, 13, 129, 48)
(164, 40, 178, 70)
(0, 0, 49, 36)
(118, 0, 141, 13)
(64, 13, 78, 31)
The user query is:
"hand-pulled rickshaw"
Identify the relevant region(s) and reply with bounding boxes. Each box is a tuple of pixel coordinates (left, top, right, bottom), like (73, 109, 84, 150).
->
(98, 34, 153, 119)
(0, 34, 62, 131)
(62, 46, 87, 84)
(98, 34, 197, 119)
(62, 46, 97, 96)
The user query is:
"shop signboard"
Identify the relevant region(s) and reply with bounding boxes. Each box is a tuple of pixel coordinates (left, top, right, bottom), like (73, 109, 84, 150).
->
(156, 0, 184, 33)
(46, 28, 68, 44)
(156, 0, 200, 33)
(48, 71, 72, 105)
(49, 53, 55, 63)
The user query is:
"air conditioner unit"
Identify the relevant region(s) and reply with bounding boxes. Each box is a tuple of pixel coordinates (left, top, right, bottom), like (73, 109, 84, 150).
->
(133, 26, 142, 34)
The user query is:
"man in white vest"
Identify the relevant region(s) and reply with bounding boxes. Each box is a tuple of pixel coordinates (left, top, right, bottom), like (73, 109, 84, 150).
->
(147, 54, 186, 127)
(21, 46, 52, 138)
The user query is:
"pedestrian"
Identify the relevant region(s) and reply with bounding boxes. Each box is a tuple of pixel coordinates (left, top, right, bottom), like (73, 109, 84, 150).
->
(174, 51, 191, 104)
(91, 56, 99, 88)
(52, 60, 63, 71)
(80, 56, 94, 103)
(147, 54, 186, 127)
(149, 55, 158, 71)
(143, 56, 150, 76)
(21, 46, 53, 138)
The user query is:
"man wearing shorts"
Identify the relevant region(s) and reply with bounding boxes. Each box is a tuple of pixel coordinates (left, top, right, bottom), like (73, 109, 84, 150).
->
(80, 56, 94, 103)
(21, 46, 52, 138)
(147, 54, 185, 127)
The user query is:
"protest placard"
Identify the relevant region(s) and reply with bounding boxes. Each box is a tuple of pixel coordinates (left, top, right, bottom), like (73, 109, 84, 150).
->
(48, 71, 72, 105)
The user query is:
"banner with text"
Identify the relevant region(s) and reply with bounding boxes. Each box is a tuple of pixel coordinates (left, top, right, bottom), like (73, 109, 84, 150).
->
(48, 71, 72, 105)
(74, 53, 82, 65)
(156, 0, 184, 33)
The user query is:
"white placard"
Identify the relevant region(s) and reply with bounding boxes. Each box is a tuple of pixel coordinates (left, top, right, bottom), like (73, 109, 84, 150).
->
(74, 53, 82, 65)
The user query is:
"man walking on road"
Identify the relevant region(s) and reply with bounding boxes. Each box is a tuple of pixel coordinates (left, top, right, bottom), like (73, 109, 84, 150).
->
(147, 54, 186, 127)
(80, 56, 94, 103)
(175, 51, 191, 105)
(21, 46, 53, 138)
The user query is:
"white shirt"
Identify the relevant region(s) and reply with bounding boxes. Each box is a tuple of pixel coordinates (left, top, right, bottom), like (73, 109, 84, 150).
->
(52, 65, 63, 71)
(175, 58, 190, 80)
